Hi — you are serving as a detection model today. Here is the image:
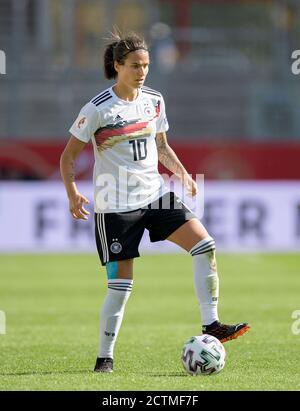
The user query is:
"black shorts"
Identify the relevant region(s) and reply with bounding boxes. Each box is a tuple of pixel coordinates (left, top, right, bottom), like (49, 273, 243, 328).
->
(95, 192, 197, 266)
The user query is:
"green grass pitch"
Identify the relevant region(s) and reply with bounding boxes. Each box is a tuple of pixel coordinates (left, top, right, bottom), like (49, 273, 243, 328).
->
(0, 253, 299, 391)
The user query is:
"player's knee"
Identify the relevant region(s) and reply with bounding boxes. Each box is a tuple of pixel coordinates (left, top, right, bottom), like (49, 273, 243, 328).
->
(106, 260, 133, 280)
(106, 261, 119, 280)
(189, 235, 216, 257)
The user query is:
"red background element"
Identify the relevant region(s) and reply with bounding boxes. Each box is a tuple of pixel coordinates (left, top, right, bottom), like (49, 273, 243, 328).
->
(0, 140, 299, 180)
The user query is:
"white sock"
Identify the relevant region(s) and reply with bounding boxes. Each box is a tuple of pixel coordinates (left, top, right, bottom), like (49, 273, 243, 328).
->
(190, 236, 219, 326)
(98, 279, 133, 359)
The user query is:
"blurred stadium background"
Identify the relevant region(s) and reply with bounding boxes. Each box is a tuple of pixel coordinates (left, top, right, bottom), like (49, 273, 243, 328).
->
(1, 0, 300, 253)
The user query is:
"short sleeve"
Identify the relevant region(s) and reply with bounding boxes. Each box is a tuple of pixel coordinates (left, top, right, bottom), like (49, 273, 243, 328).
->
(69, 102, 99, 143)
(156, 95, 169, 133)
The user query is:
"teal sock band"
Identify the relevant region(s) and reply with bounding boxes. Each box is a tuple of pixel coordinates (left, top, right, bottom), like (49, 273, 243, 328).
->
(106, 261, 118, 280)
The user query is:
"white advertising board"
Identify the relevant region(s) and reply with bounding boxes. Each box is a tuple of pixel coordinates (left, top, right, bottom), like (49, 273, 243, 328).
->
(0, 181, 299, 253)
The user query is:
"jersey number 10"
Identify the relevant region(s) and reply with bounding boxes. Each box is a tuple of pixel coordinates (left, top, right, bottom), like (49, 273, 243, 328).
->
(129, 139, 147, 161)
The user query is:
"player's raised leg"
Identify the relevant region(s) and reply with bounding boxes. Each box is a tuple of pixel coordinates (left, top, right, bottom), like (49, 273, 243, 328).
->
(167, 219, 250, 343)
(94, 259, 134, 373)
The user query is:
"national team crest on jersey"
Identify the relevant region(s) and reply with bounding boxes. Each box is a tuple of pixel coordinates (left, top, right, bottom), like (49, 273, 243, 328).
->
(143, 104, 156, 119)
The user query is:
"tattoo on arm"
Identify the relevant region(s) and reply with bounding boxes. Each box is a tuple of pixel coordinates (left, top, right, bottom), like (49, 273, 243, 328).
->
(67, 160, 75, 182)
(156, 133, 186, 177)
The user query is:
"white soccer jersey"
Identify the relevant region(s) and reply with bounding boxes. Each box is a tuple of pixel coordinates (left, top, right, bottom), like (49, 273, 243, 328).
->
(69, 85, 170, 213)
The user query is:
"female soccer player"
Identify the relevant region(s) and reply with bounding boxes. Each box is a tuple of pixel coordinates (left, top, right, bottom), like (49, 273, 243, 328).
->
(60, 32, 249, 373)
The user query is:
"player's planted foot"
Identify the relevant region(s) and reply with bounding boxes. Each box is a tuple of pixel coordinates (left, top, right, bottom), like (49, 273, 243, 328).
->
(202, 321, 250, 343)
(94, 357, 113, 373)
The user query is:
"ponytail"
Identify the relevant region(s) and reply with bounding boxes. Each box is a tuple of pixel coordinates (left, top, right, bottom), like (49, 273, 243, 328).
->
(104, 41, 118, 80)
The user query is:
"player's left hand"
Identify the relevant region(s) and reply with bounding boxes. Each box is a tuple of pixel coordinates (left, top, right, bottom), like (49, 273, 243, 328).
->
(183, 174, 198, 197)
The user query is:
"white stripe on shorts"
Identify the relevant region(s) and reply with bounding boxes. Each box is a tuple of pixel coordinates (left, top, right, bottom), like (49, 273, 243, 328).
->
(101, 213, 109, 263)
(97, 214, 108, 263)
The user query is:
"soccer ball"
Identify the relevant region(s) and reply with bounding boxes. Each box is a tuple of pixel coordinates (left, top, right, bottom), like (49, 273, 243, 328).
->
(181, 334, 226, 376)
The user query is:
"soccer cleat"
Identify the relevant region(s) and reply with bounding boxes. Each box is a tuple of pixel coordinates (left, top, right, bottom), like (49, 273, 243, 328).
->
(202, 321, 250, 343)
(94, 357, 113, 373)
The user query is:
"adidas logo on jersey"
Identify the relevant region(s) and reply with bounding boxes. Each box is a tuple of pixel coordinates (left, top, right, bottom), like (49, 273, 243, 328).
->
(114, 114, 123, 122)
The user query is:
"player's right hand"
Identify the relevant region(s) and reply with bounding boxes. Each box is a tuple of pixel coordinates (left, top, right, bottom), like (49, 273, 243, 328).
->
(69, 192, 90, 220)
